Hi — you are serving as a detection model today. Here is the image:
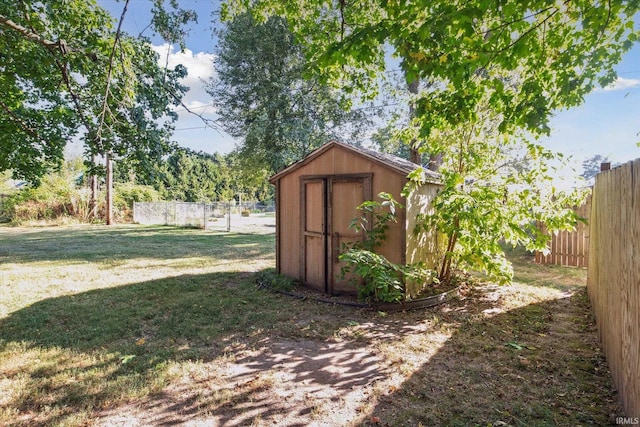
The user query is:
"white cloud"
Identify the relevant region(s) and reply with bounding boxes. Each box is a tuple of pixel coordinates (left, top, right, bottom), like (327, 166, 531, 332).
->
(151, 44, 216, 117)
(602, 77, 640, 92)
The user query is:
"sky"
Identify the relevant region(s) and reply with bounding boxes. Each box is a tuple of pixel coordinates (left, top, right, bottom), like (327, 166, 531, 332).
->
(97, 0, 640, 183)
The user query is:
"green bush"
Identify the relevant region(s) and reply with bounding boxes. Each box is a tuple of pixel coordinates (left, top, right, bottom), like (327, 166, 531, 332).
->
(339, 193, 434, 303)
(2, 174, 91, 224)
(256, 268, 296, 292)
(113, 183, 161, 222)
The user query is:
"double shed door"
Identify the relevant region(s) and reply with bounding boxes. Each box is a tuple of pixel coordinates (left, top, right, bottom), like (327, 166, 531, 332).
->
(302, 174, 372, 294)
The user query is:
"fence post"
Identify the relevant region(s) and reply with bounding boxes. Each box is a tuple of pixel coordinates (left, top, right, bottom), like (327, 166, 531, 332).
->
(227, 201, 231, 232)
(164, 202, 168, 226)
(202, 202, 207, 230)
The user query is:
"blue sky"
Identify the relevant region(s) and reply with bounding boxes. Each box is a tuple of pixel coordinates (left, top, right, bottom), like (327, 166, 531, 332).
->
(97, 0, 640, 181)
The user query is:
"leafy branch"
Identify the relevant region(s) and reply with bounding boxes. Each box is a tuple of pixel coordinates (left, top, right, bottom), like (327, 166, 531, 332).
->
(339, 192, 434, 303)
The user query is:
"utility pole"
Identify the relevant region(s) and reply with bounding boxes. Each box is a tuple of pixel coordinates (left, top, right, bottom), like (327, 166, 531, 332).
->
(105, 152, 113, 225)
(90, 154, 98, 219)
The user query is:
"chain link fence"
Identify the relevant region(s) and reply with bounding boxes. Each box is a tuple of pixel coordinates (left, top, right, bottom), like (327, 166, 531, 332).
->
(133, 201, 275, 233)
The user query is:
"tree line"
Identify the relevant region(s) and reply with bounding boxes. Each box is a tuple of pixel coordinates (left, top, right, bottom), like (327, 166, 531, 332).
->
(0, 148, 271, 223)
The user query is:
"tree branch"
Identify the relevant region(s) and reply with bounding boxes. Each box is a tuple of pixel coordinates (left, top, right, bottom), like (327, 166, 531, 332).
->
(0, 99, 44, 142)
(0, 14, 74, 55)
(95, 0, 130, 146)
(166, 85, 225, 134)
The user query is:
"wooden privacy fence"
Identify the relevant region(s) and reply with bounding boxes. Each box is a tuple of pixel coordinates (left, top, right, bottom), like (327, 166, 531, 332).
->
(534, 194, 591, 268)
(587, 159, 640, 418)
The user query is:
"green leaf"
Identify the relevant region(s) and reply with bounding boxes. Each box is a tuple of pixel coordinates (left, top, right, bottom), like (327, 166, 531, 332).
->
(505, 342, 523, 350)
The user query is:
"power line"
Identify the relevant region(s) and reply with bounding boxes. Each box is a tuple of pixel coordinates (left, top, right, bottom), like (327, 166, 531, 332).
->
(173, 102, 216, 113)
(174, 125, 212, 131)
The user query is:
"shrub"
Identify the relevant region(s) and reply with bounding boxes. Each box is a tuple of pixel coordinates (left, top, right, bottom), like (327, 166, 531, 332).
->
(113, 183, 161, 222)
(339, 193, 434, 303)
(2, 175, 83, 224)
(256, 268, 296, 292)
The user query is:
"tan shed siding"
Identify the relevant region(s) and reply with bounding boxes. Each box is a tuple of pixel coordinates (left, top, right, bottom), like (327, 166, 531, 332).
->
(277, 169, 302, 279)
(405, 183, 442, 298)
(274, 181, 281, 272)
(370, 171, 406, 266)
(275, 144, 408, 281)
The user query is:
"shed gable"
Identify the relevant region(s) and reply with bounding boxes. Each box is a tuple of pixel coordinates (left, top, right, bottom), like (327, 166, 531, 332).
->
(270, 140, 435, 183)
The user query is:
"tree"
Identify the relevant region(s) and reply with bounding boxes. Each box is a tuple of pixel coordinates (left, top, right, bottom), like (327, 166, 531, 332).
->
(208, 12, 371, 173)
(0, 0, 195, 223)
(221, 0, 637, 283)
(220, 149, 274, 201)
(408, 101, 586, 283)
(157, 149, 224, 202)
(121, 147, 273, 203)
(370, 124, 411, 161)
(223, 0, 638, 141)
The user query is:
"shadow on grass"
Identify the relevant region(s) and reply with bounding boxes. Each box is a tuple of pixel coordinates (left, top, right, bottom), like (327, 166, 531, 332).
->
(0, 270, 386, 426)
(0, 256, 620, 426)
(358, 286, 621, 427)
(0, 225, 275, 264)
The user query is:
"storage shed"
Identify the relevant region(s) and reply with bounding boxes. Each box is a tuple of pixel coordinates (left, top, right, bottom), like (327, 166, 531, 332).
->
(269, 140, 442, 298)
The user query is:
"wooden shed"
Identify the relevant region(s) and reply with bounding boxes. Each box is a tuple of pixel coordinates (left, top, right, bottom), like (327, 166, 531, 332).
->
(269, 140, 442, 298)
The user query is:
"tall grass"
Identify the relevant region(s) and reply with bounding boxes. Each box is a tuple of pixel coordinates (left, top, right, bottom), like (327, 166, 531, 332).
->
(2, 175, 160, 225)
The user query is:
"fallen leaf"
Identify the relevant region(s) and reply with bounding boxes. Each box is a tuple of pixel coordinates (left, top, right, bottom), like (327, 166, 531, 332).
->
(505, 342, 523, 350)
(121, 355, 136, 364)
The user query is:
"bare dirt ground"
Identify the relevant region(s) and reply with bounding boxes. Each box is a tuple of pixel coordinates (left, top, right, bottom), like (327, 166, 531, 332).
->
(95, 279, 621, 426)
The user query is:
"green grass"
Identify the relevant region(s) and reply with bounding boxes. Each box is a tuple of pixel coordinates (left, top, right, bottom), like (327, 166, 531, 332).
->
(0, 225, 287, 425)
(505, 244, 587, 290)
(0, 225, 622, 426)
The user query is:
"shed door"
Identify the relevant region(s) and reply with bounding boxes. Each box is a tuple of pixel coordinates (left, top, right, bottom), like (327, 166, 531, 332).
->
(329, 178, 367, 294)
(301, 175, 371, 295)
(303, 179, 327, 291)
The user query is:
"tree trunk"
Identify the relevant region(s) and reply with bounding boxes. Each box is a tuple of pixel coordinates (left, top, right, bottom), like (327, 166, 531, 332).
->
(427, 152, 443, 172)
(439, 216, 460, 283)
(407, 78, 422, 165)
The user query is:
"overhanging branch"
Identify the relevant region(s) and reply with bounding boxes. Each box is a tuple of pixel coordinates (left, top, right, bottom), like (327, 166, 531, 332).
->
(0, 14, 71, 55)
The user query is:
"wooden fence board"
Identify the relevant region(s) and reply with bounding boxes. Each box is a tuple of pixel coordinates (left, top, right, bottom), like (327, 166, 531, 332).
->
(587, 159, 640, 418)
(535, 194, 591, 268)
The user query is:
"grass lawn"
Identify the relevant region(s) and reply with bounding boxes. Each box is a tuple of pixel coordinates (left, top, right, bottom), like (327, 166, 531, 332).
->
(0, 225, 622, 426)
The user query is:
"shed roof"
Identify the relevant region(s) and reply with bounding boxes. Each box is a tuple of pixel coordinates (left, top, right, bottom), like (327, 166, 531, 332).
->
(269, 140, 440, 184)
